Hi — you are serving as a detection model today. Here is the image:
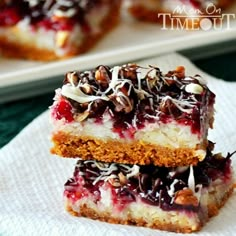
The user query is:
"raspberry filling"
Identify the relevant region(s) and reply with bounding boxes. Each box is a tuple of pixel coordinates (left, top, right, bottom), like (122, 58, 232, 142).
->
(64, 145, 233, 212)
(53, 65, 215, 137)
(0, 7, 22, 26)
(0, 0, 100, 32)
(51, 97, 74, 123)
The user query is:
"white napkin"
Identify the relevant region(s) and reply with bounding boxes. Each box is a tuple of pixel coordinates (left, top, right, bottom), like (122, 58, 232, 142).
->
(0, 53, 235, 236)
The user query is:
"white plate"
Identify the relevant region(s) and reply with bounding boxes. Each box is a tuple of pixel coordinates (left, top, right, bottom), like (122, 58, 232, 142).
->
(0, 9, 236, 89)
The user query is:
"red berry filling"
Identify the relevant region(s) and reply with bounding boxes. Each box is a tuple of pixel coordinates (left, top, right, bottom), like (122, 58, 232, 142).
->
(64, 147, 234, 212)
(0, 8, 21, 26)
(52, 98, 74, 123)
(59, 65, 215, 138)
(37, 19, 74, 32)
(0, 0, 95, 32)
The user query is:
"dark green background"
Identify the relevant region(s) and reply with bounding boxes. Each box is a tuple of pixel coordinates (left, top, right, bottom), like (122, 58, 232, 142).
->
(0, 51, 236, 148)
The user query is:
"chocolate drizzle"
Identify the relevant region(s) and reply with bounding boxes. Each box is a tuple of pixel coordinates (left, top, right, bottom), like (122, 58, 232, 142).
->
(0, 0, 103, 29)
(64, 145, 233, 211)
(57, 64, 215, 136)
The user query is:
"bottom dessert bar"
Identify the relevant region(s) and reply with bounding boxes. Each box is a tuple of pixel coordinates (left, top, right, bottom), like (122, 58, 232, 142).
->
(64, 147, 234, 233)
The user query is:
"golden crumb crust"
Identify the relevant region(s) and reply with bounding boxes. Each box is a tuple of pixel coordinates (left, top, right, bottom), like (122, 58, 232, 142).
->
(65, 186, 234, 233)
(64, 187, 234, 233)
(65, 203, 203, 233)
(51, 131, 207, 167)
(0, 1, 121, 61)
(208, 186, 234, 217)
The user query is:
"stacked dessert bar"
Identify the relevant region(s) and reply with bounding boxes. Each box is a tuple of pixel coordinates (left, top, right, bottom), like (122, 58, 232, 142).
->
(50, 64, 234, 233)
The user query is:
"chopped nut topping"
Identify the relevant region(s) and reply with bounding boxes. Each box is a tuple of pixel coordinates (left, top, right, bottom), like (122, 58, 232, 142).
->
(159, 98, 181, 117)
(56, 63, 215, 134)
(118, 172, 127, 185)
(81, 83, 92, 94)
(53, 8, 77, 18)
(75, 110, 89, 122)
(65, 71, 78, 86)
(175, 66, 185, 79)
(159, 98, 173, 114)
(110, 95, 133, 113)
(108, 178, 121, 187)
(120, 64, 138, 80)
(95, 66, 110, 89)
(165, 77, 176, 86)
(65, 148, 233, 211)
(174, 189, 199, 207)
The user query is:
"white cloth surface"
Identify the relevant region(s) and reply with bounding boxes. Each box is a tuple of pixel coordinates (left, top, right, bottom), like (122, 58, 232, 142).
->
(0, 53, 236, 236)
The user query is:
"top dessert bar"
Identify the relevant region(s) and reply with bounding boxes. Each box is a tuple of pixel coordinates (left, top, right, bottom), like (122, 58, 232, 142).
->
(50, 64, 215, 167)
(0, 0, 121, 61)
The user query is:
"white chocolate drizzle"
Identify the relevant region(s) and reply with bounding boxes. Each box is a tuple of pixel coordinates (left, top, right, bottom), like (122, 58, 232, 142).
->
(188, 165, 195, 192)
(61, 84, 109, 103)
(73, 158, 219, 207)
(58, 64, 213, 132)
(185, 83, 204, 94)
(81, 161, 140, 185)
(168, 179, 180, 197)
(27, 0, 40, 7)
(24, 0, 93, 19)
(162, 96, 195, 114)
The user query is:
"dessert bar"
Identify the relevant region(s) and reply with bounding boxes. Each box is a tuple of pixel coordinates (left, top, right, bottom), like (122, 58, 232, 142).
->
(0, 0, 121, 60)
(51, 64, 215, 166)
(64, 146, 234, 233)
(49, 62, 234, 233)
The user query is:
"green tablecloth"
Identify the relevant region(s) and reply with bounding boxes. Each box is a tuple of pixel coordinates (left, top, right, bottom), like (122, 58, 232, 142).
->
(1, 52, 236, 148)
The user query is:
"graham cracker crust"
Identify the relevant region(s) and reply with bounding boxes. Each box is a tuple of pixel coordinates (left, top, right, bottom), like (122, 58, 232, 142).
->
(0, 1, 121, 61)
(51, 131, 206, 167)
(65, 203, 203, 233)
(208, 186, 234, 217)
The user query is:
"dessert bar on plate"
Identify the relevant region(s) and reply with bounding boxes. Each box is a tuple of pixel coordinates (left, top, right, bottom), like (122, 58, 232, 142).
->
(0, 0, 121, 61)
(64, 144, 234, 233)
(50, 64, 215, 167)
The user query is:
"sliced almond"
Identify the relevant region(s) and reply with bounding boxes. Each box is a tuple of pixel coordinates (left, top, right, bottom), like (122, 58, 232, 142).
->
(75, 110, 89, 122)
(56, 31, 69, 48)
